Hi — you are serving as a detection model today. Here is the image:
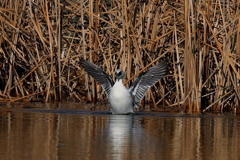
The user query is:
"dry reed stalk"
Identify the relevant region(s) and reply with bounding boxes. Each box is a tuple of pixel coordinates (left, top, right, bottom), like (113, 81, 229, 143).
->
(0, 106, 11, 112)
(56, 0, 62, 101)
(173, 11, 183, 109)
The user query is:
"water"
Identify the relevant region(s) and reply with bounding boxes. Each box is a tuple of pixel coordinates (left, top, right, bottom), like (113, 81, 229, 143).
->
(0, 102, 240, 160)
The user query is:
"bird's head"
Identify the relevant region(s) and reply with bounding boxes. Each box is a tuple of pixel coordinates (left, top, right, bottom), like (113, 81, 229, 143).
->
(115, 69, 125, 80)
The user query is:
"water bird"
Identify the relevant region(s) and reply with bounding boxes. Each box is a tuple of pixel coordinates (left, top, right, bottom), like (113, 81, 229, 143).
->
(80, 57, 167, 114)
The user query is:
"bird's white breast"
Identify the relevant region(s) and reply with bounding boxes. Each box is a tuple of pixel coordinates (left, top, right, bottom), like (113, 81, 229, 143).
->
(109, 79, 134, 114)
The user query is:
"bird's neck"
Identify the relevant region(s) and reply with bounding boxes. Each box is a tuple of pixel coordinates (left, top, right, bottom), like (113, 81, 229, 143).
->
(116, 78, 122, 82)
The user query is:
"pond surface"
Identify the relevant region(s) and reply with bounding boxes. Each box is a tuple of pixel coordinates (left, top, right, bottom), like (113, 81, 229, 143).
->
(0, 102, 240, 160)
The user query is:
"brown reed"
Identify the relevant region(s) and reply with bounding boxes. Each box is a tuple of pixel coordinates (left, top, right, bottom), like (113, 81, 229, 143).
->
(0, 0, 239, 113)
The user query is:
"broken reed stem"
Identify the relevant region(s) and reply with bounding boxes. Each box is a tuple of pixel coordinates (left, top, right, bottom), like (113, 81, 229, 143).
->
(0, 0, 239, 113)
(203, 91, 232, 113)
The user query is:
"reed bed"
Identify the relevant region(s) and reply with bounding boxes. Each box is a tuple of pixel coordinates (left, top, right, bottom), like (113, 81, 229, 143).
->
(0, 0, 239, 113)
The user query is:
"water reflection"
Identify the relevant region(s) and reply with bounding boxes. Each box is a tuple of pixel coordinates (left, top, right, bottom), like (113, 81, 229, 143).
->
(107, 115, 135, 160)
(0, 106, 240, 160)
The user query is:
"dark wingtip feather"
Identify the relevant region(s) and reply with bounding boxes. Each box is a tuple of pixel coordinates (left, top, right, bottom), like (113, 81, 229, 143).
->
(79, 57, 114, 98)
(129, 60, 168, 106)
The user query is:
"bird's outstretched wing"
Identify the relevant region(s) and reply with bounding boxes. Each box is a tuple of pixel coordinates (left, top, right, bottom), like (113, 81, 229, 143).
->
(129, 61, 167, 106)
(80, 57, 114, 98)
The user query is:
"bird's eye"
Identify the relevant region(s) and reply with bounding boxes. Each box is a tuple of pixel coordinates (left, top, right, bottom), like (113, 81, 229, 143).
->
(115, 70, 122, 76)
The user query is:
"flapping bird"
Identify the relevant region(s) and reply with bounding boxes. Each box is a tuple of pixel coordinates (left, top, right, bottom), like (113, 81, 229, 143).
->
(80, 57, 167, 114)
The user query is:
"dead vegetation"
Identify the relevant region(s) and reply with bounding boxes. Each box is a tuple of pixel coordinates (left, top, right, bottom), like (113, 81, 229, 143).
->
(0, 0, 240, 113)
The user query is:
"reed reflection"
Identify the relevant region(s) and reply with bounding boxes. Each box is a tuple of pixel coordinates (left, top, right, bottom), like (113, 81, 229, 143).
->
(0, 109, 240, 160)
